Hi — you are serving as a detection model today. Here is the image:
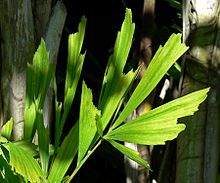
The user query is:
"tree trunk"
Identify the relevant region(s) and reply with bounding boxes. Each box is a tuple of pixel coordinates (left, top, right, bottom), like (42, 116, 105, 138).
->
(176, 1, 220, 182)
(0, 0, 35, 140)
(0, 0, 66, 140)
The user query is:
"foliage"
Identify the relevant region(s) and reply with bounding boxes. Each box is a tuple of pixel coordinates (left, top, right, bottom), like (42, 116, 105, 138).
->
(0, 8, 209, 183)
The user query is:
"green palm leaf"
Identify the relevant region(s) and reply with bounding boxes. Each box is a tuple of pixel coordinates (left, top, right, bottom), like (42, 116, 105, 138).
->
(98, 8, 136, 131)
(77, 81, 101, 164)
(112, 33, 189, 129)
(7, 143, 46, 183)
(106, 88, 209, 145)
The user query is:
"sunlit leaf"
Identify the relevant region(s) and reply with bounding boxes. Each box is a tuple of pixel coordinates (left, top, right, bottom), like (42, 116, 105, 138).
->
(7, 142, 46, 183)
(107, 139, 150, 169)
(0, 155, 23, 183)
(53, 77, 62, 150)
(26, 38, 53, 109)
(96, 117, 103, 137)
(57, 16, 87, 146)
(34, 39, 53, 109)
(98, 8, 136, 131)
(77, 81, 101, 164)
(25, 39, 54, 140)
(48, 122, 79, 183)
(24, 103, 36, 140)
(106, 88, 209, 145)
(0, 137, 8, 144)
(13, 141, 37, 157)
(62, 54, 85, 124)
(63, 16, 87, 119)
(112, 33, 189, 129)
(1, 118, 13, 140)
(36, 110, 49, 175)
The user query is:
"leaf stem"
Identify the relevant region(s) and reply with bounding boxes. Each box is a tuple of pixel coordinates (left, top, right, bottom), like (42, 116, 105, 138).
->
(66, 139, 103, 182)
